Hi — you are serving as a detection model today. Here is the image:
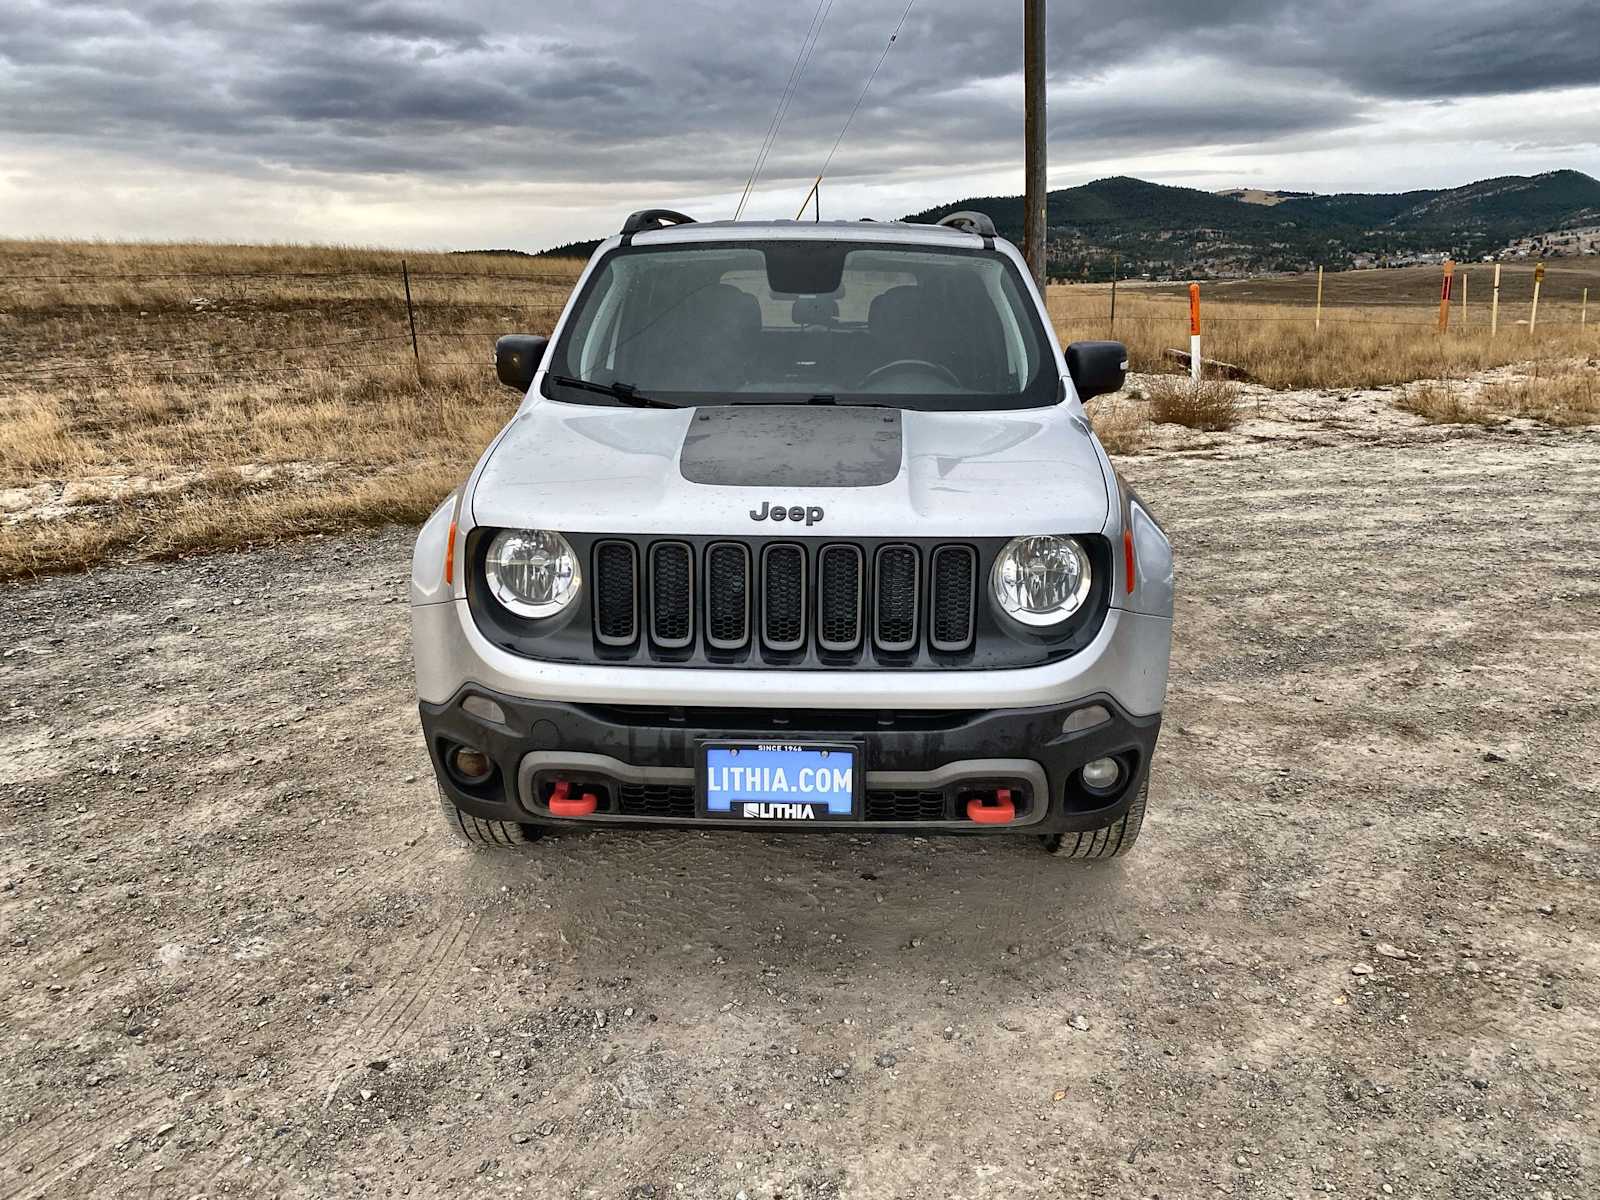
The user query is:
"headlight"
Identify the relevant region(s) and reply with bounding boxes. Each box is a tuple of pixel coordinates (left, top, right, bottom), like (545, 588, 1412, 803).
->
(484, 529, 581, 619)
(991, 535, 1092, 626)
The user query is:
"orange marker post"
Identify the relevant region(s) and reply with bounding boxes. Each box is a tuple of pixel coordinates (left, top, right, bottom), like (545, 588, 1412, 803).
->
(1437, 260, 1455, 333)
(1188, 283, 1202, 383)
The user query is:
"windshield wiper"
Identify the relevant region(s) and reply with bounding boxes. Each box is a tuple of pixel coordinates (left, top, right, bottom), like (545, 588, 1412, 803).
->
(546, 375, 680, 409)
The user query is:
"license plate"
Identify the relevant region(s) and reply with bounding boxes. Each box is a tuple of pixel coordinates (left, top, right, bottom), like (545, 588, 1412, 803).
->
(699, 741, 861, 821)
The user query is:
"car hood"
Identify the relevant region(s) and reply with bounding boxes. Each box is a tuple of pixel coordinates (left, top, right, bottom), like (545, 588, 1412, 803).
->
(471, 391, 1111, 538)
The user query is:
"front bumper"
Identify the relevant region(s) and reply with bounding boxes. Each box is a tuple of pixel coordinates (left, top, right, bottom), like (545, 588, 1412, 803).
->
(412, 598, 1173, 716)
(422, 687, 1160, 835)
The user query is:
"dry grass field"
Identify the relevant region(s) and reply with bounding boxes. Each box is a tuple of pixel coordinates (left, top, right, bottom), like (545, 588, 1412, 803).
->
(2, 239, 1598, 581)
(0, 241, 585, 579)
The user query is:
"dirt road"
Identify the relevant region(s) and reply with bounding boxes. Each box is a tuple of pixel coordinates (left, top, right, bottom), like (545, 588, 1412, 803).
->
(3, 397, 1598, 1198)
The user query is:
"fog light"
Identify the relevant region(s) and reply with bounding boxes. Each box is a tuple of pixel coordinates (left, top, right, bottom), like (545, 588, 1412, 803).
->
(1081, 757, 1120, 790)
(451, 745, 493, 783)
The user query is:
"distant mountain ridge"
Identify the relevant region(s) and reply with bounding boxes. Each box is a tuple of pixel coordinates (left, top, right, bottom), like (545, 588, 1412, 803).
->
(905, 170, 1600, 279)
(528, 170, 1600, 278)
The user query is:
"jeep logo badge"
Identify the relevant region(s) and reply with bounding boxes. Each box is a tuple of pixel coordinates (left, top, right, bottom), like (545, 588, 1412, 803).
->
(750, 501, 824, 526)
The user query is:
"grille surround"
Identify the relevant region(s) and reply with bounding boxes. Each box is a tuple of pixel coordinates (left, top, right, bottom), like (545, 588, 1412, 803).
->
(466, 528, 1113, 671)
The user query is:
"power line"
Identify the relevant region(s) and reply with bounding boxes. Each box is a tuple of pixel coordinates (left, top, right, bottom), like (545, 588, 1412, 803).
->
(733, 0, 838, 221)
(794, 0, 917, 219)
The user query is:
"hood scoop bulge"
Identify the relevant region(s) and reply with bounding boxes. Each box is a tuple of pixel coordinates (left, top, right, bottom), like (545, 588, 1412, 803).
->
(678, 405, 903, 488)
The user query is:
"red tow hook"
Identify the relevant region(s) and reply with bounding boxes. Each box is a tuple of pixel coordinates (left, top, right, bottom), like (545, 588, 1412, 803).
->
(966, 787, 1016, 825)
(548, 779, 598, 818)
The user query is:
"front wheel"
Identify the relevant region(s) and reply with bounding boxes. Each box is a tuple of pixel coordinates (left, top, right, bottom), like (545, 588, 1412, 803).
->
(1042, 779, 1147, 859)
(437, 787, 544, 848)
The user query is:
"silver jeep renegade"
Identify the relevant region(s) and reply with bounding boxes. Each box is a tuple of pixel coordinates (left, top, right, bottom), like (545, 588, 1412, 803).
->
(410, 209, 1173, 858)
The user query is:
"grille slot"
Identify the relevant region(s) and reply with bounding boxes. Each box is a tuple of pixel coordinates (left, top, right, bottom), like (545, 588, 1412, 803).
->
(929, 545, 977, 652)
(865, 789, 949, 822)
(648, 541, 694, 649)
(816, 545, 864, 653)
(615, 782, 696, 819)
(873, 544, 920, 652)
(593, 540, 638, 646)
(704, 542, 751, 650)
(761, 544, 807, 652)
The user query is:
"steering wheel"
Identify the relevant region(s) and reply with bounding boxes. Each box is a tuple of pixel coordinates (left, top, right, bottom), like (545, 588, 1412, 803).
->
(858, 358, 962, 390)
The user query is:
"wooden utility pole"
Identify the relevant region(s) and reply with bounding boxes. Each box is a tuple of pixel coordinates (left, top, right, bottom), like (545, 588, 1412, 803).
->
(1023, 0, 1047, 289)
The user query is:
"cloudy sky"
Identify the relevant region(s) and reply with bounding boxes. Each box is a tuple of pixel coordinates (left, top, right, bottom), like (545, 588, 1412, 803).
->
(1, 0, 1597, 250)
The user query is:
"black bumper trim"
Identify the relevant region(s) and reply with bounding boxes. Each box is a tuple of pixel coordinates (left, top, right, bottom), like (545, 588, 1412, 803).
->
(421, 687, 1160, 836)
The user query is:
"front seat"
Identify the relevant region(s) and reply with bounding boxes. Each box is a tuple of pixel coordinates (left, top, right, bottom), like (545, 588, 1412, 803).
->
(622, 282, 762, 392)
(867, 285, 956, 380)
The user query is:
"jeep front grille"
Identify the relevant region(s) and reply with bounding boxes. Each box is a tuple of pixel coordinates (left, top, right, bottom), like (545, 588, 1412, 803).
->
(448, 531, 1110, 671)
(589, 536, 981, 666)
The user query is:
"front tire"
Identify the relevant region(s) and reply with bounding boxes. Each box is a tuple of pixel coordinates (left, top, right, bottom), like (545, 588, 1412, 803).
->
(1043, 779, 1147, 859)
(437, 787, 543, 848)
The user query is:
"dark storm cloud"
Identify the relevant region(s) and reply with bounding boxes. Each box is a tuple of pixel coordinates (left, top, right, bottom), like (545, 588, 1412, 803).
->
(0, 0, 1595, 190)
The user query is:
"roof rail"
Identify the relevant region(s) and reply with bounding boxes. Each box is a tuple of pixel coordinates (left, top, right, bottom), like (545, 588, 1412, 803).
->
(935, 211, 997, 238)
(620, 209, 696, 245)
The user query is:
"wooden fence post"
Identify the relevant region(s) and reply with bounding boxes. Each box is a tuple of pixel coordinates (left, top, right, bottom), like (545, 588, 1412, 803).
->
(1188, 283, 1202, 384)
(1529, 261, 1545, 335)
(1490, 263, 1501, 338)
(401, 258, 421, 373)
(1436, 260, 1455, 333)
(1109, 253, 1119, 336)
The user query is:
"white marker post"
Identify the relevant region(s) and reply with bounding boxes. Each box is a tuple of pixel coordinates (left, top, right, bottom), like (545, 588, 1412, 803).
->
(1188, 283, 1202, 384)
(1315, 265, 1324, 333)
(1582, 287, 1589, 330)
(1530, 261, 1545, 335)
(1490, 263, 1502, 338)
(1460, 270, 1467, 325)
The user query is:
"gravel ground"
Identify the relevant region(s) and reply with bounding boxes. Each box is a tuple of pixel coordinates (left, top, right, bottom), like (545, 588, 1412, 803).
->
(2, 397, 1597, 1199)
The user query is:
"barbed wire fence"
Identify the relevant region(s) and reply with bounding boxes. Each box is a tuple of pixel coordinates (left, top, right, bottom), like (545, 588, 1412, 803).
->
(3, 257, 1597, 393)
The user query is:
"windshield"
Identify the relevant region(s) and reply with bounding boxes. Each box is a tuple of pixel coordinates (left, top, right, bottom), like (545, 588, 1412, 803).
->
(544, 240, 1058, 410)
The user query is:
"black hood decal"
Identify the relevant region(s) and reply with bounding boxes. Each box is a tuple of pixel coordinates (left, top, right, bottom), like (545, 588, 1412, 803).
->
(678, 405, 902, 488)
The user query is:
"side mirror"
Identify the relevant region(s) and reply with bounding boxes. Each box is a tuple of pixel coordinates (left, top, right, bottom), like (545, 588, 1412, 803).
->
(495, 334, 549, 391)
(1064, 340, 1128, 401)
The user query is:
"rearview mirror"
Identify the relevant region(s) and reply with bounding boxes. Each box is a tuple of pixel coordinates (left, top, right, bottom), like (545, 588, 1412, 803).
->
(495, 334, 549, 391)
(1064, 340, 1128, 402)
